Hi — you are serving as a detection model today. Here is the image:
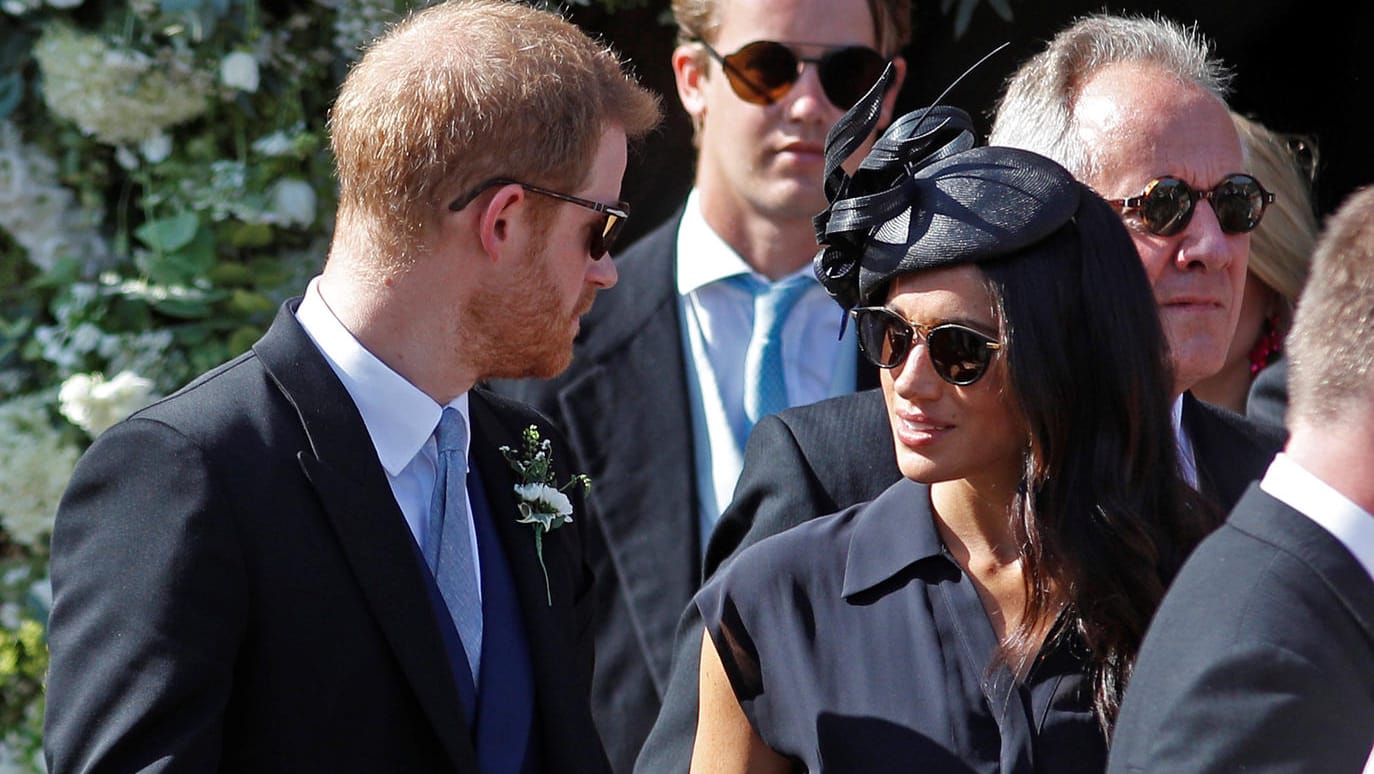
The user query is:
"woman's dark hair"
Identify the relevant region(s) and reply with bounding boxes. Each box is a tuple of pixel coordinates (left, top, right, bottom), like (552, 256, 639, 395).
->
(981, 190, 1216, 731)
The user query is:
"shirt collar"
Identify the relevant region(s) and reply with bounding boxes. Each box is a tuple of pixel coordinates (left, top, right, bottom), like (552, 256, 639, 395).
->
(842, 478, 947, 597)
(675, 188, 816, 294)
(1261, 453, 1374, 586)
(1173, 394, 1199, 488)
(295, 276, 469, 475)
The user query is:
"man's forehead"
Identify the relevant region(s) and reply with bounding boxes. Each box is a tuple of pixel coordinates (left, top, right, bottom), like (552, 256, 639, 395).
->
(1075, 63, 1241, 187)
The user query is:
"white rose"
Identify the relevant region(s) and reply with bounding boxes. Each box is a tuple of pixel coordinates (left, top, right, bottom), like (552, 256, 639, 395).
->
(59, 370, 157, 437)
(220, 51, 260, 93)
(139, 131, 172, 163)
(269, 178, 316, 227)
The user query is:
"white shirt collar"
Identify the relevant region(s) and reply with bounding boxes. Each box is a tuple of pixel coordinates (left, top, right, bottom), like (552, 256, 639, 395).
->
(1172, 395, 1199, 488)
(294, 276, 469, 474)
(676, 189, 757, 295)
(1261, 453, 1374, 586)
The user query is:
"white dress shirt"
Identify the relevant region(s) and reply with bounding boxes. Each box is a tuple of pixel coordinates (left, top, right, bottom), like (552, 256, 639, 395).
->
(295, 277, 481, 599)
(1172, 395, 1200, 489)
(1261, 452, 1374, 587)
(675, 189, 857, 541)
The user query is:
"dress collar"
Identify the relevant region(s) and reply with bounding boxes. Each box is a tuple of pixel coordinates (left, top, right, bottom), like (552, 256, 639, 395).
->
(842, 478, 947, 598)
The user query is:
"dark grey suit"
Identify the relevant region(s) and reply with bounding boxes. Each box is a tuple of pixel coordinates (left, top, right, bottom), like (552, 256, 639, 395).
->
(491, 215, 876, 772)
(44, 303, 608, 773)
(637, 388, 1287, 772)
(1109, 483, 1374, 772)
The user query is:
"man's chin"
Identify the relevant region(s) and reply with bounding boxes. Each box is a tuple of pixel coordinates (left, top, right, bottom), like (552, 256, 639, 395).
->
(493, 349, 573, 382)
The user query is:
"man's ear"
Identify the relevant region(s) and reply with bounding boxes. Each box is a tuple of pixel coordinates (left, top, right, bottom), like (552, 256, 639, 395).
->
(672, 43, 709, 126)
(879, 56, 909, 128)
(477, 183, 527, 262)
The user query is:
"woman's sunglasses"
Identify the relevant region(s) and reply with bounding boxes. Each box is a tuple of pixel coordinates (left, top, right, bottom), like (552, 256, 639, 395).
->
(851, 307, 1002, 386)
(449, 177, 629, 260)
(1108, 173, 1276, 237)
(695, 39, 888, 110)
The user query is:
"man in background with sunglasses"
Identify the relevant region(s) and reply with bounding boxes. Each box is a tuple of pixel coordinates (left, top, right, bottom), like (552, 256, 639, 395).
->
(642, 12, 1289, 772)
(490, 0, 908, 770)
(42, 3, 660, 771)
(1108, 184, 1374, 774)
(989, 13, 1285, 499)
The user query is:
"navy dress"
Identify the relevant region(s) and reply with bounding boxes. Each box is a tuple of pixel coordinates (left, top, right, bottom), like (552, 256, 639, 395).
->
(695, 478, 1107, 773)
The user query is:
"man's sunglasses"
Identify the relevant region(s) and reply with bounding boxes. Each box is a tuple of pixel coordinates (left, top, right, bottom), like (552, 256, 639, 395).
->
(695, 39, 888, 110)
(851, 307, 1002, 386)
(1108, 173, 1276, 237)
(448, 177, 629, 260)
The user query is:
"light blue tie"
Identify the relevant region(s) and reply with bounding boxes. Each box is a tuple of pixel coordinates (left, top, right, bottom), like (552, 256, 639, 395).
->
(426, 407, 483, 686)
(742, 275, 812, 435)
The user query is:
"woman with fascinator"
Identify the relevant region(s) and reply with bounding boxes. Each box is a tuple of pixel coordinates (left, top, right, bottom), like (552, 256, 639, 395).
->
(688, 68, 1213, 773)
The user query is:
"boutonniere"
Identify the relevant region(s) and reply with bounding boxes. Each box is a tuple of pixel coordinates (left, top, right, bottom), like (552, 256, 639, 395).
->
(500, 425, 591, 605)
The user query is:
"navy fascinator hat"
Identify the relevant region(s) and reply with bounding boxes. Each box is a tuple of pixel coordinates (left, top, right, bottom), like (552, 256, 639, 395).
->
(812, 64, 1083, 310)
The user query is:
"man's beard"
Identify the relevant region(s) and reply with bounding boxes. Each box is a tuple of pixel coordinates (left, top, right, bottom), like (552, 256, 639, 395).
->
(463, 241, 593, 381)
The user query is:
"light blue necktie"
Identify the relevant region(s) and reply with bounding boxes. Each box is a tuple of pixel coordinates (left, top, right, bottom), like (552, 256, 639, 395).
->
(741, 275, 813, 436)
(426, 407, 483, 686)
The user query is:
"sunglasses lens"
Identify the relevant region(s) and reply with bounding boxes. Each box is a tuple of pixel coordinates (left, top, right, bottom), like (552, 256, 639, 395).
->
(855, 308, 910, 368)
(927, 326, 994, 385)
(1139, 178, 1195, 237)
(818, 47, 888, 109)
(726, 42, 800, 105)
(592, 212, 625, 260)
(1212, 175, 1266, 233)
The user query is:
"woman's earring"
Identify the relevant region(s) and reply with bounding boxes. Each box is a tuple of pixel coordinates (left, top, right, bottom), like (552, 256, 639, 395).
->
(1248, 313, 1284, 375)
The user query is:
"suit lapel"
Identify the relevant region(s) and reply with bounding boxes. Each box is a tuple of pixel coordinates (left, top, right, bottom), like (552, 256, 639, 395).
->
(468, 392, 594, 766)
(253, 303, 478, 771)
(555, 224, 699, 688)
(1184, 393, 1285, 512)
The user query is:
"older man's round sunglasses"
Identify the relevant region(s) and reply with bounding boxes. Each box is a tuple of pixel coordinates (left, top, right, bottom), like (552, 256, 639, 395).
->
(1108, 173, 1275, 237)
(695, 38, 888, 110)
(851, 307, 1002, 386)
(449, 178, 629, 260)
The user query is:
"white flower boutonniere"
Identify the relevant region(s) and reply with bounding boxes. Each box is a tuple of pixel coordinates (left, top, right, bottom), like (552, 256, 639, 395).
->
(500, 425, 591, 605)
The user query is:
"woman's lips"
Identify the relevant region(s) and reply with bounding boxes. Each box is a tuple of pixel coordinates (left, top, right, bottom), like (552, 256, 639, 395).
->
(892, 410, 954, 447)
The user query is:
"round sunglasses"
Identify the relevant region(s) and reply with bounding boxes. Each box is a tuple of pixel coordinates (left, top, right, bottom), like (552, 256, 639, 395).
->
(448, 177, 629, 260)
(1108, 173, 1276, 237)
(851, 307, 1002, 386)
(695, 39, 888, 110)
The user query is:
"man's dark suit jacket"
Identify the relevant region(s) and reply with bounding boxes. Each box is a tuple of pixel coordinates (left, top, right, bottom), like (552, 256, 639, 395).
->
(489, 214, 876, 772)
(1108, 484, 1374, 772)
(44, 303, 609, 773)
(636, 388, 1287, 772)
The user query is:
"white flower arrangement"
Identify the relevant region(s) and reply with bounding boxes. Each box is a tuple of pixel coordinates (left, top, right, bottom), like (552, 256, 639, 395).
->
(220, 51, 261, 93)
(58, 371, 157, 438)
(500, 425, 591, 605)
(0, 122, 110, 273)
(33, 25, 212, 145)
(0, 393, 80, 548)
